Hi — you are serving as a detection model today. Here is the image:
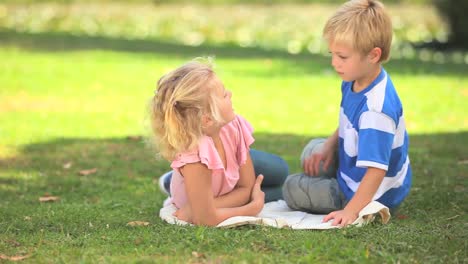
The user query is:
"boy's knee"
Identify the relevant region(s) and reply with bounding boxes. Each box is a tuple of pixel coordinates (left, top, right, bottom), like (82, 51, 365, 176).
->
(282, 173, 342, 214)
(300, 138, 326, 163)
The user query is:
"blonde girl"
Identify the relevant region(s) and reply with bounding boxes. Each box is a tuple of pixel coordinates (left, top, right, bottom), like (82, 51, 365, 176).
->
(150, 60, 288, 226)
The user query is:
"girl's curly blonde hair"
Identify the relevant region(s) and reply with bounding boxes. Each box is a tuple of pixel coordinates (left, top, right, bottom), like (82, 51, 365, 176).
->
(149, 60, 224, 160)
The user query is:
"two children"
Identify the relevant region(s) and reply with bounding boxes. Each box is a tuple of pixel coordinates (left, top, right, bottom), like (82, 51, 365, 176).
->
(151, 0, 411, 227)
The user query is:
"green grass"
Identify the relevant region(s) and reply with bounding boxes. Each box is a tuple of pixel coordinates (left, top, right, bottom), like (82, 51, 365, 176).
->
(1, 31, 467, 263)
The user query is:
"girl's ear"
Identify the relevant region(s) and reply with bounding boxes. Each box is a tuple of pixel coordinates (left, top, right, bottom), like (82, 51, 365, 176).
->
(369, 47, 382, 63)
(201, 114, 214, 128)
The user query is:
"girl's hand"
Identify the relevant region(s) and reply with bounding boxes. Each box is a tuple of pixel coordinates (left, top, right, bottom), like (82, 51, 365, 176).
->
(250, 174, 265, 214)
(322, 209, 358, 227)
(173, 204, 192, 223)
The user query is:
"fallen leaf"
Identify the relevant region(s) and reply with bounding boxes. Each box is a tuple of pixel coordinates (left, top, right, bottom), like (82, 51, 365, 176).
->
(134, 237, 143, 245)
(63, 162, 73, 169)
(396, 214, 408, 220)
(6, 240, 21, 247)
(126, 135, 142, 141)
(192, 251, 205, 258)
(78, 168, 97, 176)
(39, 195, 60, 202)
(0, 254, 31, 261)
(126, 221, 150, 227)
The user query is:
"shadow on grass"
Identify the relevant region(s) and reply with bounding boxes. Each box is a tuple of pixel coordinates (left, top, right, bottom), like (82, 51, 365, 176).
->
(1, 131, 467, 207)
(1, 30, 467, 77)
(0, 132, 466, 264)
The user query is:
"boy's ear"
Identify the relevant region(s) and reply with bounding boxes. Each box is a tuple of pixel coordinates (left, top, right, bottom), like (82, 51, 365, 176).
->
(368, 47, 382, 63)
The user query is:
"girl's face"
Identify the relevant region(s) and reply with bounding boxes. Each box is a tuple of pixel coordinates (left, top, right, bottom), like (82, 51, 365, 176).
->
(211, 76, 236, 124)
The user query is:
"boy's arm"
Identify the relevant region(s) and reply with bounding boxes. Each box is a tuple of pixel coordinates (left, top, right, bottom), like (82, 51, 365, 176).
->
(213, 151, 256, 208)
(323, 167, 385, 226)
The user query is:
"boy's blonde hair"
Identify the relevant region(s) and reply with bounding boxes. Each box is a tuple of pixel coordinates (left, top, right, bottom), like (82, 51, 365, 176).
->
(323, 0, 392, 62)
(149, 60, 224, 160)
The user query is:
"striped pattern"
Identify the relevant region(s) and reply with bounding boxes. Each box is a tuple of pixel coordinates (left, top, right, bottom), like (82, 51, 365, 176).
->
(337, 68, 411, 208)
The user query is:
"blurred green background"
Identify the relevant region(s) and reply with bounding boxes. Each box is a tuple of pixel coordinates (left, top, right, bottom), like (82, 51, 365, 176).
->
(1, 0, 466, 60)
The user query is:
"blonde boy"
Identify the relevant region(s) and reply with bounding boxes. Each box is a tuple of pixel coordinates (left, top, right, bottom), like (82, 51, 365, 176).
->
(283, 0, 411, 226)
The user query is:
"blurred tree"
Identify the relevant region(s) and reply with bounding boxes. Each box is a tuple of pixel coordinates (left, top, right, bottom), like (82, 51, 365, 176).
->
(433, 0, 468, 49)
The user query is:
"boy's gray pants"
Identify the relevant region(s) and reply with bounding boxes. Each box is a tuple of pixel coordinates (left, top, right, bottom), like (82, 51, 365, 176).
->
(282, 138, 346, 214)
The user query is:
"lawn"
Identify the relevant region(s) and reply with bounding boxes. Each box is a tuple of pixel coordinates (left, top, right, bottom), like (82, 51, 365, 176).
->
(1, 3, 467, 264)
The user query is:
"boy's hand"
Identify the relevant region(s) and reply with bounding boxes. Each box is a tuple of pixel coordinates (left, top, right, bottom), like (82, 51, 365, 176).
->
(322, 209, 358, 227)
(304, 150, 334, 176)
(304, 130, 338, 176)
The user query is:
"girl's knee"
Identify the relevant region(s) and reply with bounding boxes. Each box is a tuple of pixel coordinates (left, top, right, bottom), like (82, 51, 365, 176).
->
(251, 149, 289, 184)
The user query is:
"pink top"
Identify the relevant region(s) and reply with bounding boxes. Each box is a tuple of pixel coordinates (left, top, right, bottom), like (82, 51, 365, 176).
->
(169, 115, 254, 209)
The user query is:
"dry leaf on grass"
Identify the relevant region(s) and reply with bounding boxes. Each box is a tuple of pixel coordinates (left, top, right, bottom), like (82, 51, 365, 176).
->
(134, 237, 143, 245)
(396, 214, 408, 220)
(39, 195, 60, 202)
(0, 254, 31, 261)
(6, 240, 21, 247)
(78, 168, 97, 176)
(127, 221, 150, 227)
(63, 162, 73, 169)
(126, 135, 142, 141)
(192, 251, 206, 258)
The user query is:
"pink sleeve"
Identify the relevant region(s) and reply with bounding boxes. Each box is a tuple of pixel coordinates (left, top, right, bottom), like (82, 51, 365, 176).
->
(170, 136, 224, 173)
(234, 115, 255, 166)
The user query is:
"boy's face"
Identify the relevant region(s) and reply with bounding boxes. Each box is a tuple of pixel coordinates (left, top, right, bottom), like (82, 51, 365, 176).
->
(328, 41, 375, 83)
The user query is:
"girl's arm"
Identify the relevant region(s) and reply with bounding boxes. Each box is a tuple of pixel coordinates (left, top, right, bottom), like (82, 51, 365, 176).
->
(179, 162, 264, 226)
(213, 151, 256, 208)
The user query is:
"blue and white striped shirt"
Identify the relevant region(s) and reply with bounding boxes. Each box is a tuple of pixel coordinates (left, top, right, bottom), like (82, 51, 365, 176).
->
(338, 68, 411, 208)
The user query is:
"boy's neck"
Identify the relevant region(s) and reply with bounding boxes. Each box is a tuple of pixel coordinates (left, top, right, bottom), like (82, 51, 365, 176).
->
(353, 65, 382, 93)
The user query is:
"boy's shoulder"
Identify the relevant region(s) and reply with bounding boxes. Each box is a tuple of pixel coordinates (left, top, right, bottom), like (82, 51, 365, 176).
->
(343, 68, 403, 123)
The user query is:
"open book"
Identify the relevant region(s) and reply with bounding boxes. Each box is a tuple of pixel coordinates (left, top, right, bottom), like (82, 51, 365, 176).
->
(159, 200, 390, 229)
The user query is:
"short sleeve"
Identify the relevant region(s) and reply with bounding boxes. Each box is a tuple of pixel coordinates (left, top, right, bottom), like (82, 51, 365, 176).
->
(357, 111, 396, 171)
(170, 136, 224, 173)
(233, 115, 255, 165)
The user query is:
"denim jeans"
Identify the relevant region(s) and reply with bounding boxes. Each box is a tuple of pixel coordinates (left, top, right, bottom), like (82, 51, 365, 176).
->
(160, 149, 289, 202)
